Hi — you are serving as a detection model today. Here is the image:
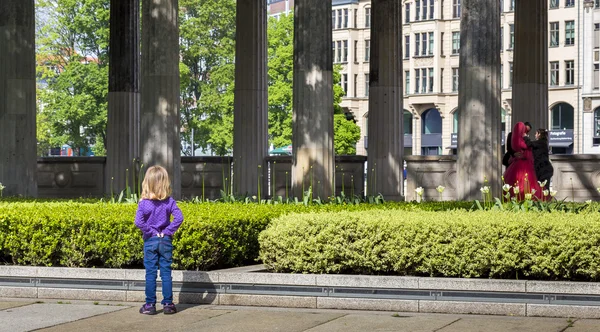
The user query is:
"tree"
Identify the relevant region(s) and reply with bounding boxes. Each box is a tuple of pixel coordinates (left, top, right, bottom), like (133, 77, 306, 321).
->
(36, 0, 110, 156)
(268, 14, 361, 155)
(179, 0, 236, 156)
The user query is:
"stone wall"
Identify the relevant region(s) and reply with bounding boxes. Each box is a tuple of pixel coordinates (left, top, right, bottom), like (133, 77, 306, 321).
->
(405, 155, 600, 202)
(37, 157, 106, 198)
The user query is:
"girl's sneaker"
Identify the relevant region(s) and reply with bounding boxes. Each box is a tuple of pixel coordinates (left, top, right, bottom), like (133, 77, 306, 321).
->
(139, 303, 157, 315)
(163, 303, 177, 315)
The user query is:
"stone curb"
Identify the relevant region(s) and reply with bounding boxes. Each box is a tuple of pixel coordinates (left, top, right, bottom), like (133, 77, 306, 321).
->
(2, 265, 600, 318)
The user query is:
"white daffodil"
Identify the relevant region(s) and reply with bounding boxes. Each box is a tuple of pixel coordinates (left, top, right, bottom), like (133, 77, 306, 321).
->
(597, 188, 600, 193)
(436, 185, 445, 193)
(531, 189, 537, 195)
(252, 195, 257, 200)
(480, 186, 490, 194)
(543, 190, 549, 197)
(502, 184, 511, 192)
(525, 193, 533, 200)
(586, 200, 593, 204)
(538, 180, 547, 188)
(550, 190, 557, 197)
(415, 187, 424, 196)
(0, 182, 4, 197)
(513, 187, 520, 195)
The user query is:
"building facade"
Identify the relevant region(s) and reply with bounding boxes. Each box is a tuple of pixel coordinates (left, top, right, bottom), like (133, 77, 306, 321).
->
(320, 0, 594, 156)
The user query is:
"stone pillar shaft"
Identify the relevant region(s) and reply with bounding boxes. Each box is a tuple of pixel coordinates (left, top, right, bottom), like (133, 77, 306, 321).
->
(233, 0, 268, 198)
(0, 0, 37, 197)
(512, 0, 548, 129)
(141, 0, 181, 198)
(457, 0, 502, 200)
(107, 0, 140, 195)
(367, 0, 403, 200)
(291, 0, 334, 199)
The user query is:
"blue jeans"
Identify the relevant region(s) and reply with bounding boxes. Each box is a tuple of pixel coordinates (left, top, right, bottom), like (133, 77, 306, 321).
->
(143, 236, 173, 305)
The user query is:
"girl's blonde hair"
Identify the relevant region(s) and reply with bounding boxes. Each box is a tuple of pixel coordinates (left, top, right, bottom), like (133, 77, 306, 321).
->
(141, 166, 172, 200)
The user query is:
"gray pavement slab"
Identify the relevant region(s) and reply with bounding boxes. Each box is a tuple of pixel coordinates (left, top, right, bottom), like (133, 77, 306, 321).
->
(38, 305, 232, 332)
(437, 315, 571, 332)
(0, 303, 128, 332)
(564, 319, 600, 332)
(304, 313, 460, 332)
(0, 301, 33, 310)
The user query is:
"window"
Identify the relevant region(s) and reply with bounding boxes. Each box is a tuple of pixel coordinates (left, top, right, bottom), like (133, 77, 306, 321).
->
(551, 103, 574, 130)
(336, 41, 342, 63)
(354, 40, 358, 63)
(415, 33, 420, 56)
(595, 23, 600, 49)
(365, 40, 370, 61)
(509, 24, 514, 49)
(429, 0, 435, 19)
(343, 40, 348, 62)
(332, 41, 335, 60)
(500, 64, 503, 89)
(550, 0, 558, 8)
(354, 9, 358, 28)
(452, 32, 460, 54)
(416, 0, 421, 20)
(337, 9, 342, 29)
(440, 68, 444, 93)
(500, 27, 503, 51)
(550, 61, 559, 86)
(565, 0, 574, 7)
(354, 74, 358, 97)
(365, 74, 370, 96)
(415, 69, 420, 93)
(452, 68, 459, 92)
(565, 60, 574, 85)
(344, 9, 348, 28)
(565, 21, 575, 46)
(441, 0, 445, 19)
(595, 64, 600, 90)
(365, 7, 371, 28)
(332, 11, 336, 29)
(509, 0, 515, 10)
(422, 33, 427, 55)
(405, 35, 410, 59)
(500, 0, 503, 12)
(594, 108, 600, 141)
(428, 68, 434, 92)
(405, 71, 410, 95)
(421, 68, 427, 93)
(422, 0, 428, 20)
(509, 62, 513, 87)
(453, 0, 461, 18)
(428, 32, 434, 55)
(550, 22, 559, 47)
(405, 4, 411, 23)
(440, 32, 445, 56)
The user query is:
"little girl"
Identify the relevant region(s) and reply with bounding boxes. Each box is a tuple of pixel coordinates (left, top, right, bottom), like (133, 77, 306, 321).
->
(134, 165, 184, 315)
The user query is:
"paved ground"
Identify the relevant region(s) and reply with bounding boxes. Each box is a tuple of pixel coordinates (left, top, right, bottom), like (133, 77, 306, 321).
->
(1, 298, 600, 332)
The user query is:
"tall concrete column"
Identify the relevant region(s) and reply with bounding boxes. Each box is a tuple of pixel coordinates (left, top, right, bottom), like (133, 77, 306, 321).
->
(583, 6, 594, 95)
(457, 0, 502, 200)
(0, 0, 37, 197)
(107, 0, 140, 196)
(512, 0, 548, 129)
(233, 0, 268, 198)
(291, 0, 334, 199)
(367, 0, 403, 201)
(141, 0, 180, 198)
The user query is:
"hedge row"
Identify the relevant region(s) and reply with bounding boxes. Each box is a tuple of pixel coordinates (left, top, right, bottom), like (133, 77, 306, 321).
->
(0, 201, 399, 270)
(259, 209, 600, 280)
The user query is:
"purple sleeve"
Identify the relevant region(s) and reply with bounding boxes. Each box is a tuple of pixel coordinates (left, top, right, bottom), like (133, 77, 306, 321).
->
(163, 198, 184, 236)
(134, 200, 151, 234)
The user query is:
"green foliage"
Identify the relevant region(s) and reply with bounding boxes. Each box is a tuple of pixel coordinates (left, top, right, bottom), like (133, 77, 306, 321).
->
(36, 0, 110, 156)
(0, 201, 394, 270)
(259, 209, 600, 280)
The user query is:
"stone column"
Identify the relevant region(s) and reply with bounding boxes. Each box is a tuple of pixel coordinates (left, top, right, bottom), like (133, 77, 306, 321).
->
(141, 0, 181, 198)
(107, 0, 140, 196)
(583, 6, 594, 95)
(291, 0, 334, 200)
(0, 0, 37, 197)
(367, 0, 403, 201)
(233, 0, 268, 198)
(512, 0, 548, 129)
(457, 0, 502, 200)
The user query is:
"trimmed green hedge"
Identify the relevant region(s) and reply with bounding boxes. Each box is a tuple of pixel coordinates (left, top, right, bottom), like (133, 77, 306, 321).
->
(259, 209, 600, 280)
(0, 201, 399, 270)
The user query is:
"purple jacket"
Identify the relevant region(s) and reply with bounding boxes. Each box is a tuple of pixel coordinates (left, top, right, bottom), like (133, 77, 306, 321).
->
(134, 197, 184, 240)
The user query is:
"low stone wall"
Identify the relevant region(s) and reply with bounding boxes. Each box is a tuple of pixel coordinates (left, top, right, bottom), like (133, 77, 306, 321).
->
(36, 156, 367, 200)
(405, 154, 600, 202)
(2, 265, 600, 318)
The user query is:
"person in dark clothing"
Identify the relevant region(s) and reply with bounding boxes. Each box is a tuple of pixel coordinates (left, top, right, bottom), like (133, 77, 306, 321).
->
(523, 128, 553, 191)
(503, 121, 532, 167)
